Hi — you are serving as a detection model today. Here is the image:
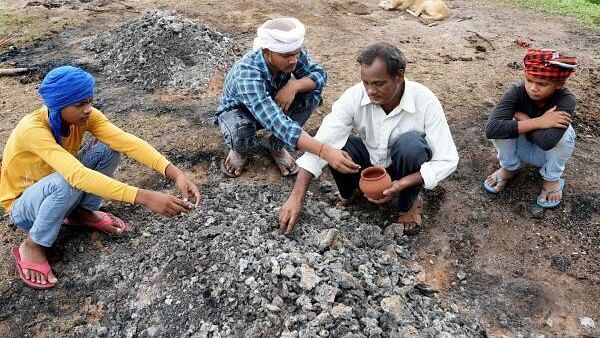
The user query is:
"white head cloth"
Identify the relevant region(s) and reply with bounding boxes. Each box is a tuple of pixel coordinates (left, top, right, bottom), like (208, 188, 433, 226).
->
(252, 17, 305, 53)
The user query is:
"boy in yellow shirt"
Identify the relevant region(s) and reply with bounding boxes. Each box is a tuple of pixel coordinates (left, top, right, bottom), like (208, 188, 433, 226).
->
(0, 66, 201, 289)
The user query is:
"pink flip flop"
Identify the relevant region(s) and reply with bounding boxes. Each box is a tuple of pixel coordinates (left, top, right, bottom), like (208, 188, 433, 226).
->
(11, 246, 56, 289)
(63, 211, 126, 234)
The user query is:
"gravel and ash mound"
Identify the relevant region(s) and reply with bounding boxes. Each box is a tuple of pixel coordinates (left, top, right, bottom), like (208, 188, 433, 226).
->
(1, 177, 482, 337)
(85, 10, 242, 93)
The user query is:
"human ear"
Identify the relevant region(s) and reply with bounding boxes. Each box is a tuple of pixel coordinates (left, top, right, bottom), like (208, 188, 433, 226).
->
(263, 50, 273, 64)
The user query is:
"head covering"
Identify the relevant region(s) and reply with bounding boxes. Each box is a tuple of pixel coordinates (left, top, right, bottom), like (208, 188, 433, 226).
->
(252, 17, 305, 53)
(523, 48, 577, 83)
(38, 66, 95, 144)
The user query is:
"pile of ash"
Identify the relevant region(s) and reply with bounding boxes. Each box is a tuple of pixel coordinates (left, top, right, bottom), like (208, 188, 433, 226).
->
(85, 9, 242, 93)
(0, 177, 483, 337)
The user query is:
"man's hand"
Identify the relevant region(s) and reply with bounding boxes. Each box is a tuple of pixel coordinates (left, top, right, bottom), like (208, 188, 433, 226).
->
(535, 106, 571, 129)
(278, 168, 313, 234)
(275, 81, 298, 112)
(367, 173, 423, 205)
(175, 174, 201, 208)
(321, 145, 361, 174)
(366, 179, 405, 204)
(135, 189, 194, 217)
(513, 111, 530, 121)
(279, 194, 304, 234)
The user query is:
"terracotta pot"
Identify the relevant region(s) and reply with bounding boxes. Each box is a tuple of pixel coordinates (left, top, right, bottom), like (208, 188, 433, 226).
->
(359, 165, 392, 200)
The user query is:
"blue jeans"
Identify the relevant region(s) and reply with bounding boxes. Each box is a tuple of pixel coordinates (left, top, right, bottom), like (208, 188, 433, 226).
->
(492, 125, 575, 181)
(9, 140, 120, 247)
(217, 91, 320, 152)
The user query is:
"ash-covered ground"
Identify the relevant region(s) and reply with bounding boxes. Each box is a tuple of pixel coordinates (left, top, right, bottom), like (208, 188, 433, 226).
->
(1, 175, 484, 337)
(1, 4, 598, 337)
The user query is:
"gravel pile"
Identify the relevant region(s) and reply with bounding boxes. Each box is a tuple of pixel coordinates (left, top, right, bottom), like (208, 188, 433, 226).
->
(84, 10, 242, 93)
(1, 177, 482, 337)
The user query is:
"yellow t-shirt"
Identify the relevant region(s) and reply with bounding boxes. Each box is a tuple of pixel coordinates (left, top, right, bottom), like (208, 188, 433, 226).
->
(0, 107, 170, 211)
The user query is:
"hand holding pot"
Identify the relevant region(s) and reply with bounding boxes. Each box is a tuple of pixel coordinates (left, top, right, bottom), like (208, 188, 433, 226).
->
(366, 180, 406, 204)
(359, 166, 392, 202)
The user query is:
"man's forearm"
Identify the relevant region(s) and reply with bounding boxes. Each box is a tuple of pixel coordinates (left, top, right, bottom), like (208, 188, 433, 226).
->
(291, 168, 314, 199)
(398, 171, 424, 190)
(297, 131, 327, 156)
(517, 118, 543, 134)
(291, 77, 316, 93)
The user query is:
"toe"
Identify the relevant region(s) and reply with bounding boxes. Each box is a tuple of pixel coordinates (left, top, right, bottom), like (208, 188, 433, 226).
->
(39, 273, 47, 285)
(34, 271, 42, 284)
(279, 164, 289, 176)
(539, 190, 548, 203)
(22, 268, 31, 280)
(48, 272, 58, 284)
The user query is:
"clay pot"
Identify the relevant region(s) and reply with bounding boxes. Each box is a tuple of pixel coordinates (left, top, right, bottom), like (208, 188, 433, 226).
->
(359, 165, 392, 200)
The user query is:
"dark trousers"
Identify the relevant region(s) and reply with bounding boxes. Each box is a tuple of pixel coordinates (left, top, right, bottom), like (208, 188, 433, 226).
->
(217, 91, 320, 153)
(329, 132, 432, 212)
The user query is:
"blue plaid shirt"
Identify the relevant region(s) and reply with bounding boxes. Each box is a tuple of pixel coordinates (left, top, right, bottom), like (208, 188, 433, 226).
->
(217, 48, 327, 149)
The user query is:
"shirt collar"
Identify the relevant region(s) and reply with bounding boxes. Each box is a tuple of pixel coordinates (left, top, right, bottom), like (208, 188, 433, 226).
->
(360, 80, 416, 114)
(255, 50, 272, 80)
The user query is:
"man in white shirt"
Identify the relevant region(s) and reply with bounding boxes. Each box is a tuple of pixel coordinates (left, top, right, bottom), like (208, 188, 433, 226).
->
(278, 42, 459, 235)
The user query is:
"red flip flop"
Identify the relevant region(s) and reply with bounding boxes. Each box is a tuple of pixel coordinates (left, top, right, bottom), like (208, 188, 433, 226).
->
(63, 211, 126, 234)
(11, 246, 56, 289)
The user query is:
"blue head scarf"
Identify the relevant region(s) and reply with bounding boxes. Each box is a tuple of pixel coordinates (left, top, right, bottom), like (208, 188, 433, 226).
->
(38, 66, 95, 145)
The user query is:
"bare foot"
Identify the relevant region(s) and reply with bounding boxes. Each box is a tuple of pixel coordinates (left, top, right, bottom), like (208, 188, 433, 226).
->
(485, 168, 517, 192)
(222, 149, 247, 177)
(398, 198, 423, 236)
(403, 221, 419, 232)
(270, 148, 298, 176)
(19, 238, 57, 285)
(540, 180, 563, 204)
(334, 189, 363, 208)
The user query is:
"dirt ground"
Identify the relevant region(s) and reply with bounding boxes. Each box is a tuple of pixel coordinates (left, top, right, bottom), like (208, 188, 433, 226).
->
(0, 0, 598, 336)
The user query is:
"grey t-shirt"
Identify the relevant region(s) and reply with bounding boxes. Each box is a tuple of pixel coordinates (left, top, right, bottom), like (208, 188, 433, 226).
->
(485, 81, 576, 151)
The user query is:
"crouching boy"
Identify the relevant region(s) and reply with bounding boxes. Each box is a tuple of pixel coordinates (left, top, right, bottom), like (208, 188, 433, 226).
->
(484, 49, 577, 208)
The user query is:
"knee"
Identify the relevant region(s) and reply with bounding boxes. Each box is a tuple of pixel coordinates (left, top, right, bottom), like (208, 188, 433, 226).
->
(48, 174, 82, 203)
(391, 132, 431, 161)
(552, 128, 576, 151)
(87, 140, 121, 166)
(97, 142, 121, 165)
(287, 92, 319, 124)
(295, 91, 321, 107)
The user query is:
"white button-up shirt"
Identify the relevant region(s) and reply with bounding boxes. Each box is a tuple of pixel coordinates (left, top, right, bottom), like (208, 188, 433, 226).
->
(296, 80, 459, 190)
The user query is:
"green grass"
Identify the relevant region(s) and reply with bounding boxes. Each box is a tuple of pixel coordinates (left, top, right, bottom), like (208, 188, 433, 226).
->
(505, 0, 600, 29)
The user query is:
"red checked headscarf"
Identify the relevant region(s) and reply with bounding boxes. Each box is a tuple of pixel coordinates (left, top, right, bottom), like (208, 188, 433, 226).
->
(523, 49, 577, 83)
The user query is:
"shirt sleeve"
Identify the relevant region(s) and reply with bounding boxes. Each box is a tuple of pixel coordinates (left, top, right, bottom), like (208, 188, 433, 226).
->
(527, 91, 576, 151)
(87, 109, 171, 175)
(292, 50, 327, 93)
(296, 87, 357, 178)
(485, 84, 520, 140)
(419, 97, 459, 190)
(236, 68, 303, 149)
(22, 125, 139, 204)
